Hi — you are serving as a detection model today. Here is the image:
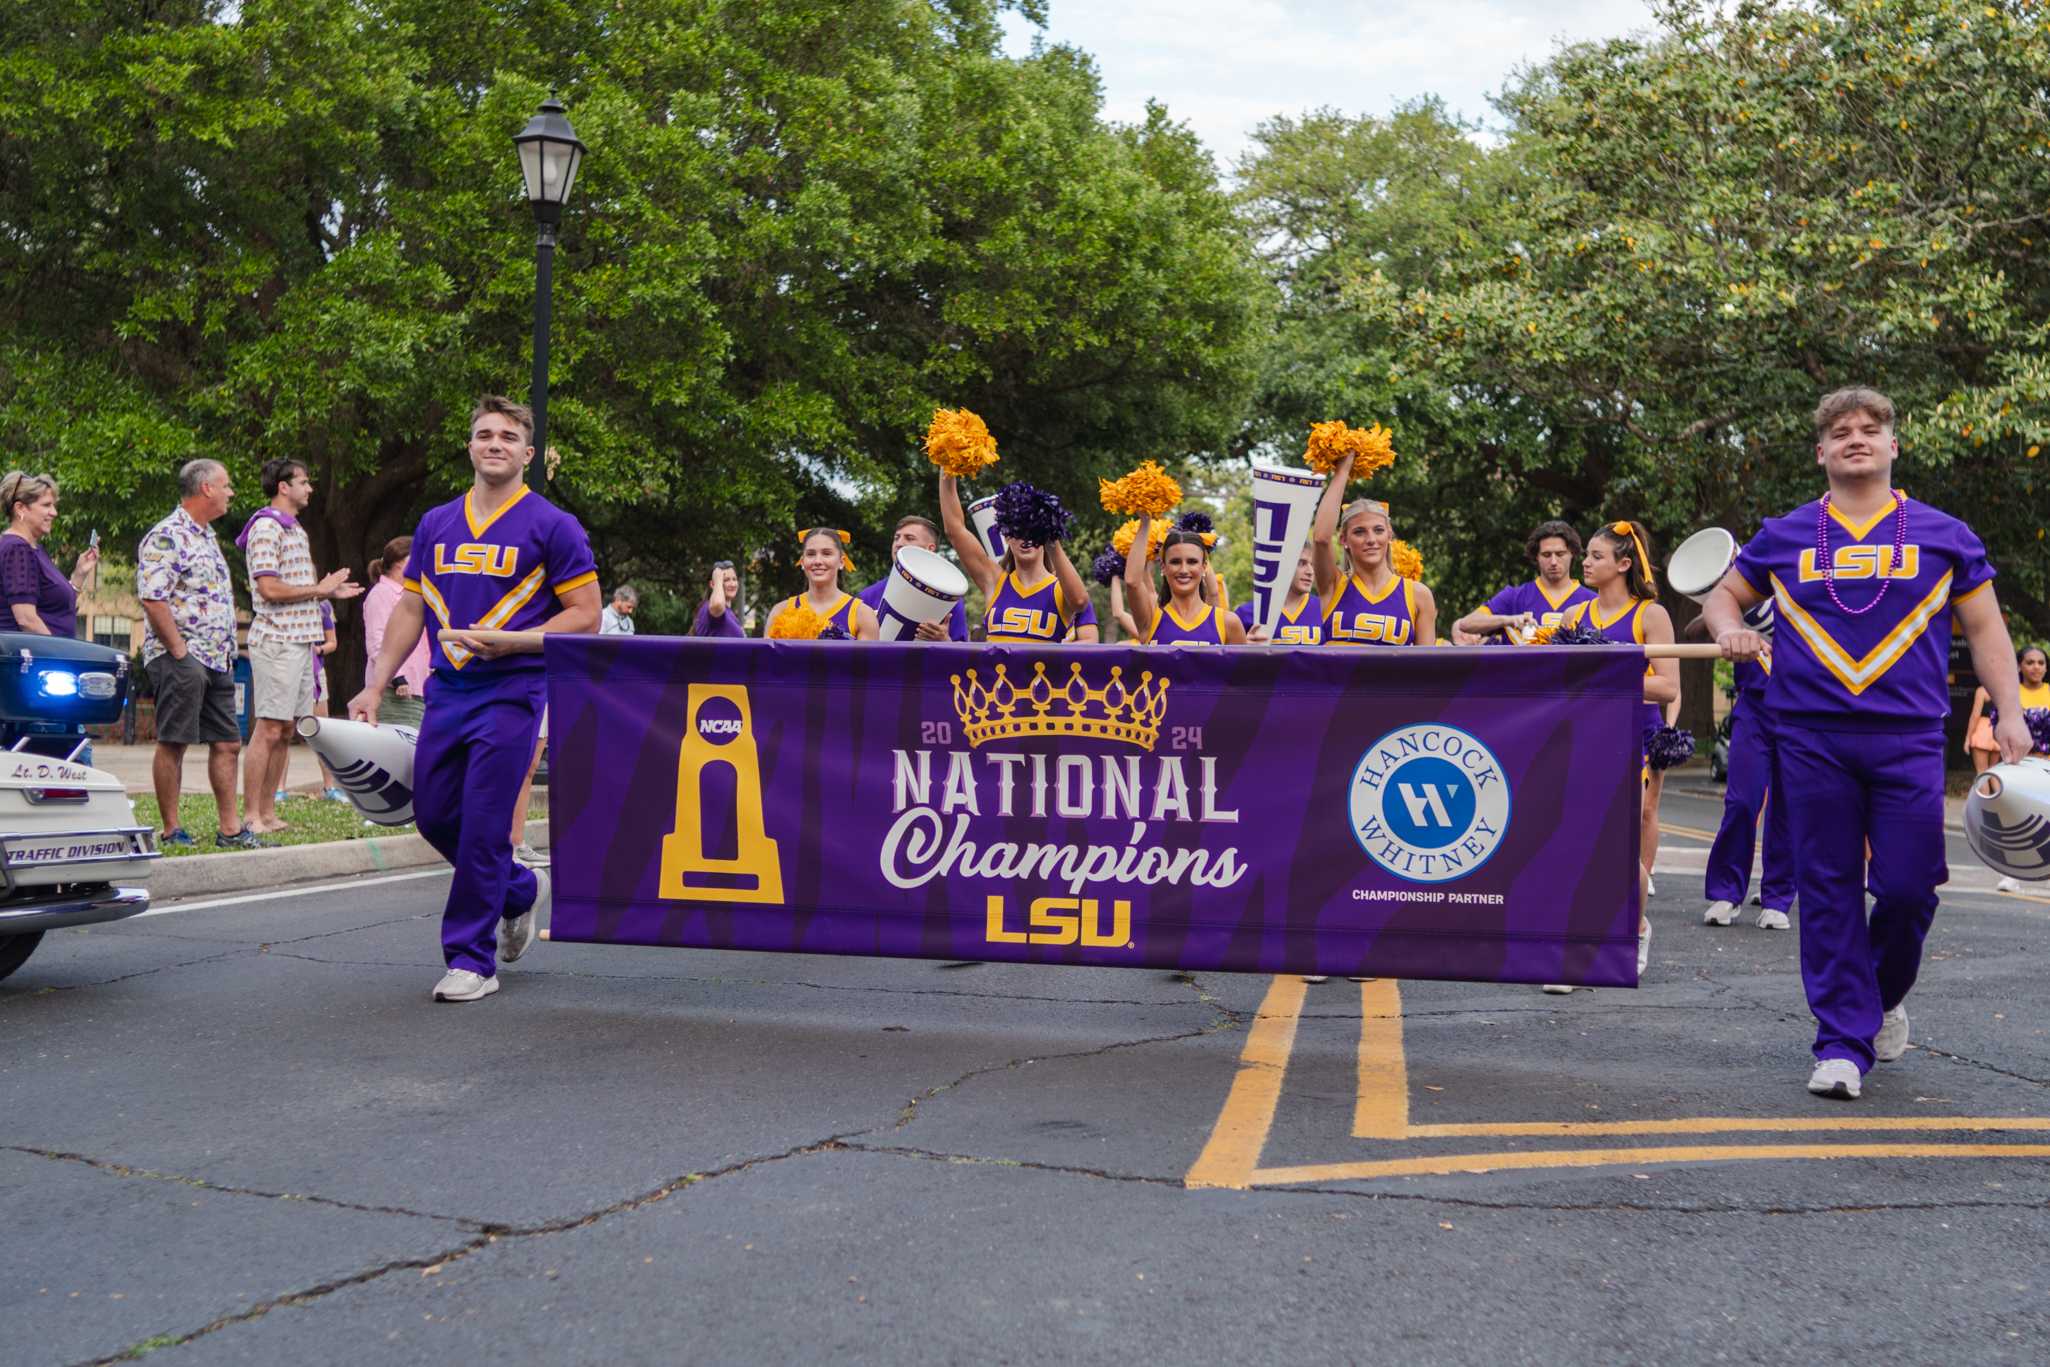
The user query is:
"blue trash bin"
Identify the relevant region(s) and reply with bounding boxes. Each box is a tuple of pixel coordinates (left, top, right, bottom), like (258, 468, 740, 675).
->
(233, 653, 254, 742)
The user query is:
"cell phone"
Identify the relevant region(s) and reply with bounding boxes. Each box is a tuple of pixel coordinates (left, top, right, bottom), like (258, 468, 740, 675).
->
(88, 529, 99, 550)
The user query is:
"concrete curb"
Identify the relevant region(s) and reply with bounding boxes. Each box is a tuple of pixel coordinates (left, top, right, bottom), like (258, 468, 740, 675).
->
(144, 819, 549, 901)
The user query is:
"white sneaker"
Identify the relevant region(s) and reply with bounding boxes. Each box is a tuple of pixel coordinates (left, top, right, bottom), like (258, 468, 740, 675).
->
(1703, 899, 1737, 926)
(499, 868, 548, 965)
(1875, 1005, 1910, 1062)
(1301, 975, 1329, 983)
(1756, 908, 1790, 931)
(1637, 921, 1652, 975)
(513, 842, 551, 869)
(1540, 983, 1576, 995)
(1806, 1058, 1862, 1099)
(433, 969, 499, 1003)
(1997, 876, 2022, 893)
(1645, 875, 1657, 897)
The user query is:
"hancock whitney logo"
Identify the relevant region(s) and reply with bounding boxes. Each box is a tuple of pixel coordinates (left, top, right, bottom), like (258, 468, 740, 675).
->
(1347, 724, 1511, 884)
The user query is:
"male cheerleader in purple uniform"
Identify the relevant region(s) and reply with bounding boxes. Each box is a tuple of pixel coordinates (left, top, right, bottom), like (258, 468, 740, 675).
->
(1706, 387, 2029, 1098)
(1451, 520, 1594, 645)
(857, 515, 970, 642)
(349, 396, 601, 1003)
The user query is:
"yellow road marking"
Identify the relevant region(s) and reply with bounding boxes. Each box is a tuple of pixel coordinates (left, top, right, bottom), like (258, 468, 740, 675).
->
(1408, 1116, 2050, 1139)
(1187, 975, 2050, 1190)
(1353, 979, 1408, 1139)
(1657, 821, 1719, 840)
(1184, 975, 1307, 1190)
(1250, 1143, 2050, 1185)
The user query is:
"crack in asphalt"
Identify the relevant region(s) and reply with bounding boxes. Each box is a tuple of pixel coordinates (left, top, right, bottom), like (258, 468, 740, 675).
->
(6, 948, 250, 996)
(1911, 1046, 2050, 1089)
(882, 1022, 1231, 1131)
(881, 975, 1241, 1132)
(803, 1142, 2050, 1220)
(72, 1136, 863, 1367)
(4, 1145, 484, 1229)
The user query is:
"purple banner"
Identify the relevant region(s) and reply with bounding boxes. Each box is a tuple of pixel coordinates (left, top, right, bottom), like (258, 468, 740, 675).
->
(545, 640, 1646, 986)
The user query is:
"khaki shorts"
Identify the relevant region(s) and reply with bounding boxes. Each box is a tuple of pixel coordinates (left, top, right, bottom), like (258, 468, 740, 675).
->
(249, 634, 318, 721)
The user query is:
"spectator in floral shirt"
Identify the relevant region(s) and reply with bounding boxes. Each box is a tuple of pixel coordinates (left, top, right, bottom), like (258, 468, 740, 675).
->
(138, 459, 261, 849)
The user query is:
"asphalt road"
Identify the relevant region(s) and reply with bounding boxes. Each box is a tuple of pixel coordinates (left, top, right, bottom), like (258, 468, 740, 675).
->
(5, 787, 2048, 1366)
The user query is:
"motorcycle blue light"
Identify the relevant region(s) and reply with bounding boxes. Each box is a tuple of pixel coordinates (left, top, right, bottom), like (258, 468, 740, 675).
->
(39, 670, 79, 698)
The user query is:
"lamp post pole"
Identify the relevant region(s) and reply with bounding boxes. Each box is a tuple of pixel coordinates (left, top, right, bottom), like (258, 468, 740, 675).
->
(529, 215, 556, 459)
(512, 94, 586, 471)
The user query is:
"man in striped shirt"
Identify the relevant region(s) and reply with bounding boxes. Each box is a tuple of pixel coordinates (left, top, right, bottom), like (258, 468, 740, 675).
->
(238, 458, 360, 835)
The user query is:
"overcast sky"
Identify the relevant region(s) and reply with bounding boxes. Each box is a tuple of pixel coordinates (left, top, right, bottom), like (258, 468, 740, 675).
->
(1000, 0, 1663, 171)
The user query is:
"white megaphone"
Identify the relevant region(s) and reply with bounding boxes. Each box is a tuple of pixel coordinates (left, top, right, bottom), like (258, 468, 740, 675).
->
(873, 545, 970, 641)
(966, 493, 1006, 561)
(1965, 757, 2050, 882)
(296, 714, 420, 826)
(1667, 527, 1737, 605)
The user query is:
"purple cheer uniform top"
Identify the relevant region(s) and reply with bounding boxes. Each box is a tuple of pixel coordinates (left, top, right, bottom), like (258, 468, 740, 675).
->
(1143, 600, 1228, 646)
(1234, 594, 1323, 645)
(1559, 597, 1664, 739)
(982, 571, 1071, 644)
(1484, 578, 1594, 639)
(1731, 490, 1994, 731)
(781, 592, 858, 636)
(403, 485, 597, 679)
(1323, 574, 1418, 646)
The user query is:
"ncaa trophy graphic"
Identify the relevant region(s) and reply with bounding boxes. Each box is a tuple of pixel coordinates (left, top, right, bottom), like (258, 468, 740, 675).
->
(660, 684, 784, 903)
(1247, 464, 1324, 640)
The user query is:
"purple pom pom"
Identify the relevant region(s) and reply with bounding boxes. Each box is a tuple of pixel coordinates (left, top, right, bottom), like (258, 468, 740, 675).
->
(2026, 707, 2050, 755)
(1176, 511, 1214, 536)
(1543, 621, 1611, 647)
(1092, 547, 1126, 585)
(1646, 724, 1696, 772)
(992, 481, 1073, 545)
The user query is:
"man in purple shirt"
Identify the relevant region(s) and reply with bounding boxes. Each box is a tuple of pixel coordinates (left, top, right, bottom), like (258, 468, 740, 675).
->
(1706, 386, 2029, 1100)
(350, 396, 600, 1004)
(1451, 521, 1595, 645)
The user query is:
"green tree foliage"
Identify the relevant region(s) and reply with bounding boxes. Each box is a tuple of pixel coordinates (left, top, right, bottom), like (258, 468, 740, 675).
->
(1237, 0, 2049, 647)
(0, 0, 1265, 684)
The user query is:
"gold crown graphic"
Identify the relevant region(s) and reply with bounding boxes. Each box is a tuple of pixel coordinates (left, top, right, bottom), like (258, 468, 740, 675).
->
(949, 661, 1170, 751)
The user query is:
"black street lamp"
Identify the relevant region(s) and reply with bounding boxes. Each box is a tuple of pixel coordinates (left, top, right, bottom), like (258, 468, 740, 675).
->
(512, 94, 586, 465)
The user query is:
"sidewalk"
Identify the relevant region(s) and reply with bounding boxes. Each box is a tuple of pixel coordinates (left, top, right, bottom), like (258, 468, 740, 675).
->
(92, 740, 330, 796)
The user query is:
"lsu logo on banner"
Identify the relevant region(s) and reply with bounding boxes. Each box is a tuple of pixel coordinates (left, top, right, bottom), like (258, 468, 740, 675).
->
(658, 685, 784, 904)
(1348, 724, 1511, 883)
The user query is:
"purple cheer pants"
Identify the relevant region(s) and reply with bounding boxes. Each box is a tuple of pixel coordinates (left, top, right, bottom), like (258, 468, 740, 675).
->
(1703, 694, 1794, 910)
(1775, 723, 1947, 1071)
(414, 672, 543, 977)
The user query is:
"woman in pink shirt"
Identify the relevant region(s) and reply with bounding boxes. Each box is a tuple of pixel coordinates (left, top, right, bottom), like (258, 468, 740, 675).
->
(363, 535, 431, 727)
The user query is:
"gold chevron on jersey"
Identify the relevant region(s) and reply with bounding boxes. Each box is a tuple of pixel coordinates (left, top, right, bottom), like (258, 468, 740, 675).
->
(1768, 570, 1952, 696)
(418, 565, 547, 670)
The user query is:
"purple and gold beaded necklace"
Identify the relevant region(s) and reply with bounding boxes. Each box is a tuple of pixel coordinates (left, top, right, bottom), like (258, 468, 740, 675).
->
(1816, 490, 1906, 615)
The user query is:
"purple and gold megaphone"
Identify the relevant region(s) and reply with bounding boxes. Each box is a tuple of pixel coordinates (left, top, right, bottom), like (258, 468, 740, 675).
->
(295, 715, 419, 826)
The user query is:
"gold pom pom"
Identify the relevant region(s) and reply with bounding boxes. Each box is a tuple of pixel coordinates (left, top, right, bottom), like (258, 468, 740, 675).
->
(768, 603, 831, 640)
(1100, 460, 1183, 517)
(1303, 421, 1397, 478)
(925, 408, 1000, 478)
(1148, 518, 1171, 558)
(1391, 539, 1424, 581)
(1111, 518, 1141, 557)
